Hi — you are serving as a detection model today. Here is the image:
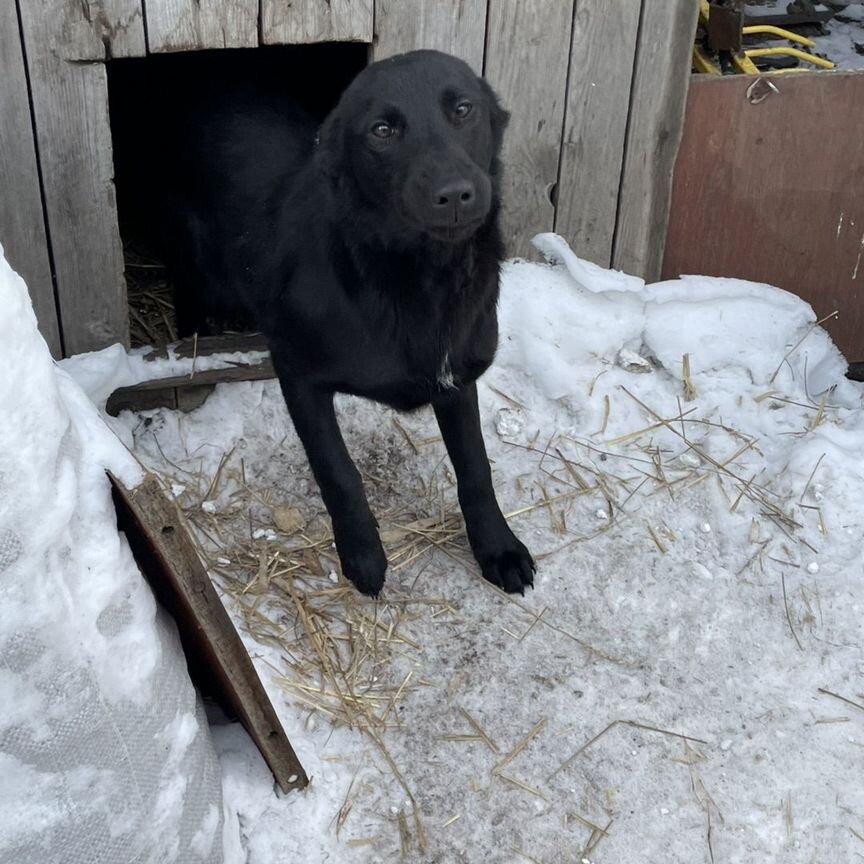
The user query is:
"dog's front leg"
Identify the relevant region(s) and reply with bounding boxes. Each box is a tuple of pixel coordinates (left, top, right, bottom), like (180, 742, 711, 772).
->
(433, 382, 535, 594)
(278, 380, 387, 597)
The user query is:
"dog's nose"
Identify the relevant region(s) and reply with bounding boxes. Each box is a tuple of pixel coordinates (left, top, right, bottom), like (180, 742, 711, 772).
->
(432, 180, 477, 223)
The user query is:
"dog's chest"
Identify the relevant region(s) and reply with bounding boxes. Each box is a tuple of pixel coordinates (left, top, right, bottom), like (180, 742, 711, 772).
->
(323, 247, 500, 408)
(349, 290, 491, 408)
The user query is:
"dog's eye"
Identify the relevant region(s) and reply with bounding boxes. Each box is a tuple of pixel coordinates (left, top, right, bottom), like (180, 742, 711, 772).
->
(371, 121, 394, 139)
(454, 100, 473, 120)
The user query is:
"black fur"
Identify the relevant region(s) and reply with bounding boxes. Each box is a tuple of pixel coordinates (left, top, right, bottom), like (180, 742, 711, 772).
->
(166, 50, 535, 597)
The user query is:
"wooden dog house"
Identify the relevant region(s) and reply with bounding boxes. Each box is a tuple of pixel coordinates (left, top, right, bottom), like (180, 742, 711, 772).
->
(1, 0, 698, 359)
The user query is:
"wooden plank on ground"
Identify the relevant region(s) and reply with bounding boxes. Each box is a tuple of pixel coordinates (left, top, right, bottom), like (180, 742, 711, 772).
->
(144, 0, 258, 52)
(663, 71, 864, 362)
(0, 2, 60, 356)
(612, 0, 700, 281)
(373, 0, 486, 72)
(17, 0, 131, 356)
(261, 0, 374, 44)
(484, 1, 576, 258)
(111, 471, 308, 793)
(554, 0, 642, 268)
(106, 355, 275, 416)
(145, 332, 269, 360)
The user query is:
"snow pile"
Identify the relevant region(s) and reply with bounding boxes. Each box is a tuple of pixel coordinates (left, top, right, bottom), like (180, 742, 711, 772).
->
(501, 232, 851, 402)
(0, 247, 225, 864)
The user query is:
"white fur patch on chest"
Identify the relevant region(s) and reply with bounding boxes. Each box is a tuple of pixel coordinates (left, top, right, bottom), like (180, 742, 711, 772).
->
(437, 352, 456, 390)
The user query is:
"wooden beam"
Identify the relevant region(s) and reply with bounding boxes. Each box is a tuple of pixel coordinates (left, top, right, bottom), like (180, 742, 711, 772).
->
(612, 0, 700, 282)
(0, 1, 60, 356)
(484, 0, 576, 258)
(44, 0, 146, 60)
(106, 356, 275, 416)
(373, 0, 487, 73)
(111, 471, 308, 793)
(17, 0, 133, 356)
(144, 0, 258, 53)
(145, 332, 269, 361)
(555, 0, 641, 268)
(261, 0, 374, 45)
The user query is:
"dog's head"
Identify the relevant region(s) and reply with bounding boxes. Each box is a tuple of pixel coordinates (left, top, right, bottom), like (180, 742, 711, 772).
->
(317, 50, 509, 245)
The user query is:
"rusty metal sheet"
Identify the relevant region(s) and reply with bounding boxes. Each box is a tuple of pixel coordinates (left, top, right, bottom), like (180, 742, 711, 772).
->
(663, 71, 864, 362)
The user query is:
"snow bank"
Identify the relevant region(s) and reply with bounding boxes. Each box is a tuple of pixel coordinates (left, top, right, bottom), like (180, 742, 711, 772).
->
(498, 232, 852, 405)
(0, 247, 225, 864)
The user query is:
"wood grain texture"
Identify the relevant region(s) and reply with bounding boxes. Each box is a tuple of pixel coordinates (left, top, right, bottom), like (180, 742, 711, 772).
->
(0, 2, 60, 356)
(106, 357, 275, 416)
(144, 0, 258, 52)
(373, 0, 486, 72)
(612, 0, 700, 281)
(145, 332, 269, 360)
(663, 72, 864, 361)
(484, 0, 575, 258)
(53, 0, 146, 59)
(18, 0, 129, 356)
(111, 471, 308, 793)
(261, 0, 374, 44)
(555, 0, 641, 268)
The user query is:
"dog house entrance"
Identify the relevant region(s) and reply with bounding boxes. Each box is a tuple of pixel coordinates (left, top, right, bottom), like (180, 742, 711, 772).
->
(108, 44, 368, 348)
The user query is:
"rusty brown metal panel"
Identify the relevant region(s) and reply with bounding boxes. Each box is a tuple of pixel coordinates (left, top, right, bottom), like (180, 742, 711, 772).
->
(663, 72, 864, 361)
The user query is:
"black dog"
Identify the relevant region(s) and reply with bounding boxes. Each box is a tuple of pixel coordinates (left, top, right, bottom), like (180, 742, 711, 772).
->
(166, 50, 534, 597)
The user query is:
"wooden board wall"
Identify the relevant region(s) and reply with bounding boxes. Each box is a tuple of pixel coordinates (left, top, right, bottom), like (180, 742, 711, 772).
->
(484, 1, 576, 258)
(16, 0, 144, 355)
(145, 0, 258, 52)
(554, 0, 642, 268)
(0, 1, 60, 356)
(613, 0, 700, 281)
(261, 0, 374, 45)
(663, 71, 864, 361)
(373, 0, 486, 72)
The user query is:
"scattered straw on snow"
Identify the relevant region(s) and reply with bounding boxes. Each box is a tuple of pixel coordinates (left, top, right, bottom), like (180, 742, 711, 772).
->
(136, 362, 842, 858)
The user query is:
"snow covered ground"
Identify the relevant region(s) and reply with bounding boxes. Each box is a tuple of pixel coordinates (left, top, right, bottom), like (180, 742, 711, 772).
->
(751, 1, 864, 69)
(4, 233, 863, 863)
(818, 3, 864, 69)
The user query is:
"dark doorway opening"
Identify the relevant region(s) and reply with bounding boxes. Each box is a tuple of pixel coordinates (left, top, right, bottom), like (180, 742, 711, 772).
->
(107, 43, 368, 347)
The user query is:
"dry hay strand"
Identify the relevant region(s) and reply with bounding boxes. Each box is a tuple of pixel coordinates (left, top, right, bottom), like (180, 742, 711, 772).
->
(124, 244, 177, 347)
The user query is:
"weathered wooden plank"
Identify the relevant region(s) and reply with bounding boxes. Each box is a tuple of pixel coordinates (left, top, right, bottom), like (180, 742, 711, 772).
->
(612, 0, 700, 281)
(111, 471, 308, 793)
(484, 1, 575, 258)
(664, 72, 864, 362)
(146, 332, 269, 360)
(18, 0, 130, 356)
(554, 0, 641, 268)
(373, 0, 486, 72)
(106, 357, 275, 416)
(49, 0, 146, 59)
(261, 0, 374, 44)
(144, 0, 257, 53)
(0, 2, 60, 356)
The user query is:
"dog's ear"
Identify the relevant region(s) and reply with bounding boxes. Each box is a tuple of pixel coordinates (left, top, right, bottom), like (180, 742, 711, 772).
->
(315, 110, 343, 181)
(479, 77, 510, 154)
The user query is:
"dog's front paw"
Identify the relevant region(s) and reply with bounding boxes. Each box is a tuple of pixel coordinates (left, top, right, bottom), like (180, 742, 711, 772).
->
(473, 530, 535, 595)
(335, 527, 388, 598)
